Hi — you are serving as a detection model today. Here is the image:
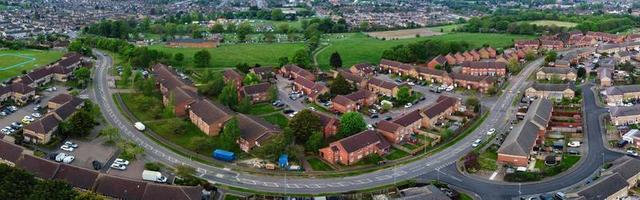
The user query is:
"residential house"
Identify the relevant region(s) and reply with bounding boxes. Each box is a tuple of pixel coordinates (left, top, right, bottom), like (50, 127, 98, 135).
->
(319, 130, 390, 165)
(237, 114, 281, 152)
(312, 111, 339, 138)
(469, 50, 481, 61)
(331, 89, 377, 113)
(444, 54, 458, 65)
(567, 156, 640, 200)
(454, 53, 466, 64)
(350, 63, 375, 77)
(525, 83, 575, 100)
(497, 99, 552, 167)
(0, 140, 24, 166)
(292, 77, 328, 101)
(337, 69, 368, 89)
(421, 96, 460, 128)
(223, 69, 243, 87)
(540, 40, 564, 50)
(615, 51, 632, 63)
(622, 129, 640, 148)
(280, 64, 315, 81)
(152, 64, 197, 96)
(567, 36, 597, 48)
(598, 67, 614, 87)
(460, 61, 507, 76)
(462, 51, 475, 62)
(554, 60, 571, 68)
(53, 164, 99, 190)
(16, 154, 60, 179)
(378, 109, 423, 143)
(47, 93, 75, 110)
(515, 40, 540, 49)
(379, 59, 417, 77)
(241, 82, 272, 103)
(367, 78, 403, 97)
(449, 73, 496, 93)
(249, 66, 275, 80)
(427, 55, 447, 69)
(23, 95, 83, 144)
(188, 99, 234, 136)
(7, 82, 35, 105)
(603, 85, 640, 105)
(478, 48, 490, 59)
(94, 175, 148, 200)
(415, 67, 452, 85)
(587, 31, 625, 43)
(536, 67, 577, 81)
(610, 105, 640, 126)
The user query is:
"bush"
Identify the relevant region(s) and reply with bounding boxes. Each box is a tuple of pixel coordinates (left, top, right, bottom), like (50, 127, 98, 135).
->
(144, 162, 164, 171)
(503, 171, 542, 182)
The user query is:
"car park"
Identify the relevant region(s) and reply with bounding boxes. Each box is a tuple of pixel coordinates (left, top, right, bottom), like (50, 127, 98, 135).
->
(110, 163, 127, 170)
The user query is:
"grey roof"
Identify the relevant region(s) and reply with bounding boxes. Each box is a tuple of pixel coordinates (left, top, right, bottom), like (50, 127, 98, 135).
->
(497, 120, 540, 157)
(539, 67, 576, 74)
(605, 85, 640, 96)
(611, 105, 640, 118)
(0, 140, 24, 163)
(530, 83, 574, 92)
(525, 98, 553, 128)
(607, 156, 640, 180)
(575, 173, 628, 200)
(398, 185, 451, 200)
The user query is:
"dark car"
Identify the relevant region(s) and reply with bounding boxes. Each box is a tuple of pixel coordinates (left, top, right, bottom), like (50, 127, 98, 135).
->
(283, 109, 295, 114)
(618, 140, 629, 148)
(384, 116, 393, 121)
(48, 153, 59, 161)
(538, 194, 554, 200)
(92, 160, 102, 170)
(370, 114, 379, 119)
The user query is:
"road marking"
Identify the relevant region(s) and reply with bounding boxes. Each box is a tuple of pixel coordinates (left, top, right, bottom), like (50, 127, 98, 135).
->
(489, 171, 498, 180)
(263, 182, 279, 187)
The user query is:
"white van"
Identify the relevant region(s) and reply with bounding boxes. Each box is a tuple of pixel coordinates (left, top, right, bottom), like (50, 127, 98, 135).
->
(134, 122, 146, 131)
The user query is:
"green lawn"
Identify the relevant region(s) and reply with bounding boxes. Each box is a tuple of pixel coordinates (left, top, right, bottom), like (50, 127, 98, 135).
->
(316, 32, 535, 69)
(478, 150, 498, 171)
(145, 119, 210, 152)
(0, 49, 65, 80)
(224, 194, 243, 200)
(261, 113, 289, 128)
(248, 103, 279, 115)
(384, 149, 409, 160)
(307, 158, 333, 171)
(148, 42, 306, 69)
(427, 24, 466, 33)
(526, 20, 577, 28)
(402, 143, 418, 150)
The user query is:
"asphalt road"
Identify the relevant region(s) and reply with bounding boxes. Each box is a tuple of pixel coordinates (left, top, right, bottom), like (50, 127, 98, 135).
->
(91, 49, 617, 198)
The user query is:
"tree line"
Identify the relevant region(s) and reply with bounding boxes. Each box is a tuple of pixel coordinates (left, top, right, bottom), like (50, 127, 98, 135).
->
(381, 40, 471, 63)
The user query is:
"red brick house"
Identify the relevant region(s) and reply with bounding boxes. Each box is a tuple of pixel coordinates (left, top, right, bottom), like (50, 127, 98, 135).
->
(469, 50, 481, 61)
(249, 66, 275, 80)
(241, 82, 272, 103)
(460, 61, 507, 76)
(237, 114, 281, 152)
(427, 55, 448, 69)
(587, 31, 625, 43)
(337, 69, 368, 89)
(377, 109, 422, 144)
(223, 69, 243, 87)
(515, 40, 540, 49)
(415, 67, 452, 85)
(454, 53, 466, 64)
(450, 73, 496, 93)
(462, 51, 475, 62)
(280, 64, 315, 81)
(540, 40, 564, 50)
(188, 99, 234, 136)
(444, 54, 458, 65)
(292, 77, 328, 101)
(152, 64, 197, 96)
(497, 99, 552, 167)
(379, 59, 417, 77)
(312, 111, 339, 138)
(421, 96, 460, 128)
(350, 63, 375, 77)
(319, 130, 390, 165)
(367, 78, 403, 97)
(165, 87, 198, 117)
(331, 90, 377, 113)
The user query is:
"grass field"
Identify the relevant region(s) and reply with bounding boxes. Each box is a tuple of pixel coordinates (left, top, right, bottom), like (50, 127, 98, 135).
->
(0, 49, 65, 80)
(261, 113, 289, 128)
(307, 158, 333, 171)
(366, 28, 444, 39)
(316, 32, 535, 69)
(148, 42, 305, 69)
(526, 20, 578, 28)
(427, 24, 465, 33)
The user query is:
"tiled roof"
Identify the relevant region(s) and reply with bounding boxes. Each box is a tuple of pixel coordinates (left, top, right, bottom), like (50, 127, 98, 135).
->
(16, 154, 60, 179)
(376, 120, 403, 133)
(575, 173, 628, 200)
(237, 114, 281, 144)
(153, 64, 193, 91)
(539, 67, 576, 74)
(497, 120, 539, 157)
(10, 82, 34, 94)
(53, 164, 99, 190)
(393, 109, 423, 127)
(338, 69, 364, 83)
(605, 85, 640, 96)
(367, 78, 398, 90)
(223, 69, 243, 82)
(49, 93, 75, 105)
(423, 96, 459, 118)
(24, 114, 60, 135)
(611, 105, 640, 118)
(142, 184, 203, 200)
(607, 156, 640, 181)
(338, 130, 390, 153)
(461, 61, 506, 69)
(95, 175, 147, 200)
(242, 82, 271, 95)
(529, 83, 573, 92)
(189, 99, 234, 125)
(0, 140, 24, 163)
(283, 64, 313, 78)
(332, 95, 353, 106)
(415, 67, 447, 77)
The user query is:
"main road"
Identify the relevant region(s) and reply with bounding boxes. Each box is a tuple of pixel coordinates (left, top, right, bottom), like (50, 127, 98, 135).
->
(91, 49, 618, 199)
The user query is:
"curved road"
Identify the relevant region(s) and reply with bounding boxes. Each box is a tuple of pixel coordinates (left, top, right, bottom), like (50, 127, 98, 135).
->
(91, 49, 617, 199)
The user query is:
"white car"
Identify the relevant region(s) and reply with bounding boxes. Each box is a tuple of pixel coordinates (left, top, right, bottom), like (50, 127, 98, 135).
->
(55, 153, 68, 162)
(288, 111, 298, 118)
(404, 103, 412, 108)
(134, 122, 146, 131)
(472, 142, 480, 147)
(366, 124, 374, 130)
(487, 128, 496, 135)
(114, 158, 130, 166)
(64, 141, 78, 148)
(1, 128, 10, 135)
(62, 156, 75, 164)
(31, 113, 42, 118)
(60, 145, 74, 152)
(110, 163, 127, 170)
(308, 107, 316, 111)
(627, 150, 639, 157)
(407, 82, 415, 86)
(567, 141, 581, 147)
(445, 85, 454, 92)
(23, 116, 35, 122)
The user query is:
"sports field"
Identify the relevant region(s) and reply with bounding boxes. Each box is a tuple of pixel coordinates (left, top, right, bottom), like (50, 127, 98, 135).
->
(527, 20, 577, 28)
(0, 49, 65, 80)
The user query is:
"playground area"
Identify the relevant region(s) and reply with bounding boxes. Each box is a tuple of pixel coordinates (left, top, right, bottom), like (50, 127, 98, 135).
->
(0, 49, 65, 80)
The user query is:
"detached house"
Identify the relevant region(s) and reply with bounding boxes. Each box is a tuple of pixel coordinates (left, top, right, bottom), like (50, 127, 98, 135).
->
(536, 67, 577, 81)
(460, 61, 507, 76)
(319, 130, 390, 165)
(525, 83, 575, 100)
(241, 82, 272, 103)
(237, 114, 281, 152)
(598, 67, 614, 87)
(421, 96, 461, 128)
(188, 99, 234, 136)
(497, 99, 552, 167)
(331, 89, 377, 113)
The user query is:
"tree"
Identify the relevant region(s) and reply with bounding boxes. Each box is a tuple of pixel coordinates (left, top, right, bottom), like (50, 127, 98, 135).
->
(337, 112, 366, 139)
(59, 102, 97, 138)
(525, 51, 536, 61)
(219, 84, 238, 108)
(329, 51, 343, 69)
(277, 23, 290, 34)
(465, 97, 480, 113)
(278, 56, 289, 67)
(545, 51, 557, 63)
(243, 73, 260, 85)
(220, 118, 241, 152)
(72, 67, 91, 88)
(267, 86, 278, 102)
(305, 132, 325, 152)
(236, 97, 252, 113)
(236, 63, 251, 73)
(237, 22, 253, 42)
(292, 49, 311, 69)
(577, 67, 586, 78)
(396, 86, 412, 105)
(210, 23, 224, 33)
(174, 53, 184, 63)
(134, 76, 156, 96)
(286, 109, 322, 145)
(329, 74, 354, 96)
(264, 32, 275, 43)
(507, 58, 521, 74)
(29, 180, 77, 200)
(271, 9, 285, 21)
(175, 165, 197, 178)
(193, 50, 211, 68)
(74, 191, 107, 200)
(198, 74, 224, 97)
(252, 134, 287, 159)
(0, 163, 37, 200)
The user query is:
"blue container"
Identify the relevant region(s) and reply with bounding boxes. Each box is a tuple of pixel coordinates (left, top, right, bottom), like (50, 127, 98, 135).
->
(278, 154, 288, 168)
(212, 149, 235, 162)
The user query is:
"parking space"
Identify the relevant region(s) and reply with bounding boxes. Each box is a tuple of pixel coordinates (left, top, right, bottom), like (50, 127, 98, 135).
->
(107, 159, 145, 180)
(64, 138, 118, 171)
(0, 84, 68, 135)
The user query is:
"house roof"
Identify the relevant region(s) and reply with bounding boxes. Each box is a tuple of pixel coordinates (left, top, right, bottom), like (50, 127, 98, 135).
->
(51, 64, 73, 74)
(344, 89, 374, 102)
(49, 93, 75, 105)
(171, 87, 198, 106)
(24, 114, 60, 135)
(283, 64, 313, 78)
(53, 100, 80, 120)
(376, 120, 403, 133)
(398, 185, 451, 200)
(606, 85, 640, 96)
(0, 140, 24, 163)
(352, 63, 374, 74)
(380, 59, 413, 71)
(57, 53, 81, 68)
(16, 154, 60, 180)
(525, 98, 553, 128)
(423, 96, 459, 118)
(607, 156, 640, 181)
(311, 111, 337, 128)
(460, 61, 506, 69)
(415, 67, 447, 77)
(142, 184, 202, 200)
(237, 114, 280, 144)
(293, 76, 317, 89)
(10, 82, 34, 94)
(338, 69, 364, 83)
(223, 69, 243, 82)
(611, 105, 640, 118)
(26, 67, 51, 81)
(242, 82, 271, 95)
(497, 120, 540, 157)
(367, 78, 398, 90)
(153, 64, 193, 91)
(189, 99, 234, 125)
(95, 175, 147, 200)
(53, 164, 99, 190)
(332, 95, 354, 106)
(250, 66, 274, 75)
(337, 130, 390, 153)
(574, 173, 628, 200)
(393, 109, 423, 127)
(450, 72, 495, 83)
(0, 85, 10, 96)
(529, 83, 574, 92)
(539, 67, 576, 74)
(431, 55, 447, 65)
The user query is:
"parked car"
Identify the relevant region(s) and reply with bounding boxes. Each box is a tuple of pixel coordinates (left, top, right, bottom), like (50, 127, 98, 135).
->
(272, 100, 281, 106)
(487, 128, 496, 135)
(567, 141, 581, 147)
(404, 103, 412, 108)
(384, 116, 393, 121)
(114, 158, 130, 166)
(370, 114, 379, 119)
(23, 115, 35, 122)
(92, 160, 102, 170)
(110, 163, 127, 170)
(0, 111, 6, 116)
(288, 111, 298, 118)
(55, 153, 68, 162)
(64, 141, 78, 148)
(472, 139, 482, 147)
(21, 119, 31, 124)
(33, 105, 42, 111)
(283, 109, 295, 114)
(8, 106, 17, 112)
(31, 113, 42, 118)
(627, 150, 638, 157)
(62, 156, 75, 164)
(60, 145, 75, 152)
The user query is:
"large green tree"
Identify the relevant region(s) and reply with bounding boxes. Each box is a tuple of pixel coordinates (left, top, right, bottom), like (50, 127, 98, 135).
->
(305, 132, 325, 152)
(59, 101, 97, 138)
(219, 84, 238, 108)
(329, 74, 354, 96)
(0, 164, 37, 200)
(198, 74, 225, 97)
(396, 86, 412, 105)
(292, 49, 311, 69)
(237, 22, 253, 42)
(29, 180, 77, 200)
(286, 109, 321, 145)
(72, 67, 91, 88)
(545, 51, 557, 63)
(243, 72, 260, 85)
(329, 51, 342, 69)
(193, 50, 211, 68)
(271, 9, 285, 21)
(337, 112, 366, 139)
(220, 118, 241, 152)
